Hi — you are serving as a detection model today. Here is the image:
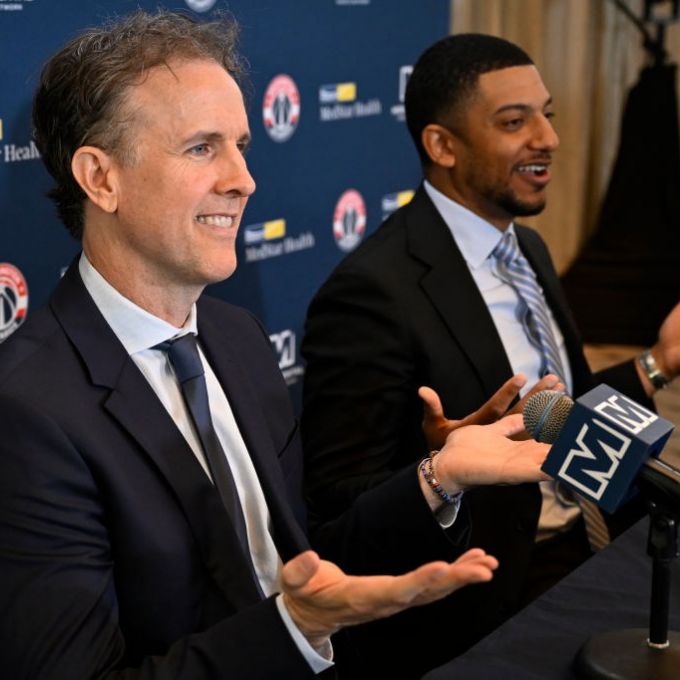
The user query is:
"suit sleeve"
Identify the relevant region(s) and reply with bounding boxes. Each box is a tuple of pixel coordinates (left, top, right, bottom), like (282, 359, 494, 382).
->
(301, 266, 468, 570)
(0, 395, 317, 680)
(302, 265, 420, 512)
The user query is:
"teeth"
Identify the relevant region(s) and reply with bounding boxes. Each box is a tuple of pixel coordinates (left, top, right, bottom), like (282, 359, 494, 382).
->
(196, 215, 234, 227)
(518, 164, 547, 173)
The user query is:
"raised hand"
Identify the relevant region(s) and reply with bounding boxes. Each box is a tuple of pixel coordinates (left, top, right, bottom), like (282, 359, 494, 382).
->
(432, 413, 551, 495)
(281, 548, 498, 652)
(419, 373, 563, 449)
(653, 301, 680, 380)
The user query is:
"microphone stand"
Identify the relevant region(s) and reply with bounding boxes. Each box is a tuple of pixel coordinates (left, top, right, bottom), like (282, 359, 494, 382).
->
(574, 461, 680, 679)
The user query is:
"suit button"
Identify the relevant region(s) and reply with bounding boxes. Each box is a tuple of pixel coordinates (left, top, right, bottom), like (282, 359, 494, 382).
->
(516, 519, 531, 533)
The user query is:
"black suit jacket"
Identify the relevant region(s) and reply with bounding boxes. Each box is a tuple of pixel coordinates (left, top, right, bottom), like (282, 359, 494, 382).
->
(0, 260, 465, 679)
(301, 187, 650, 674)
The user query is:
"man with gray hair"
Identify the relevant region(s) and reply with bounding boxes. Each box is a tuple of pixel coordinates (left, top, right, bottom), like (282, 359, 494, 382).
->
(0, 12, 550, 679)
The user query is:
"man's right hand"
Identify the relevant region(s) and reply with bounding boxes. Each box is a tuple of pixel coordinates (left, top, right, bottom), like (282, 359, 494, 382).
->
(419, 373, 564, 449)
(433, 413, 551, 497)
(281, 548, 498, 653)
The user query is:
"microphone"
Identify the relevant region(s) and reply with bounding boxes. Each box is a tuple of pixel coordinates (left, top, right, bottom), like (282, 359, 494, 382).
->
(523, 385, 676, 513)
(525, 385, 680, 678)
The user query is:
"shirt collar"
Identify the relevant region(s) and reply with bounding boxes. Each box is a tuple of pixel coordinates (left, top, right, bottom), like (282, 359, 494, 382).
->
(423, 180, 516, 269)
(78, 253, 198, 356)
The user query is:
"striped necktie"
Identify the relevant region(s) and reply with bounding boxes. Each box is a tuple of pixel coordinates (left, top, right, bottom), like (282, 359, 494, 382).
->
(492, 230, 610, 551)
(492, 230, 566, 383)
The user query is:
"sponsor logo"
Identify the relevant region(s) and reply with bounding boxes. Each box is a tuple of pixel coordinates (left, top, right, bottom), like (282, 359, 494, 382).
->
(184, 0, 217, 12)
(381, 189, 414, 219)
(242, 218, 315, 263)
(3, 140, 40, 163)
(319, 82, 357, 104)
(335, 0, 371, 5)
(333, 189, 366, 252)
(244, 219, 287, 245)
(557, 418, 632, 501)
(319, 81, 381, 122)
(390, 65, 412, 122)
(262, 75, 301, 143)
(0, 0, 35, 11)
(0, 119, 41, 163)
(269, 329, 304, 386)
(0, 263, 28, 342)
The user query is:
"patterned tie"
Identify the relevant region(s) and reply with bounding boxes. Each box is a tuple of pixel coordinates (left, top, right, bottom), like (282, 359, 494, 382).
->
(154, 334, 250, 551)
(492, 231, 610, 551)
(492, 230, 566, 382)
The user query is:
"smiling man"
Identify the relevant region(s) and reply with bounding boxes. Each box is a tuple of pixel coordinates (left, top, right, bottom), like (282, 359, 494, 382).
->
(302, 33, 680, 677)
(0, 14, 567, 680)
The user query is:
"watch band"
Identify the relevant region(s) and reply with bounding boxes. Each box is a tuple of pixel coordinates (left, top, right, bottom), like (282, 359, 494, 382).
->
(639, 349, 670, 389)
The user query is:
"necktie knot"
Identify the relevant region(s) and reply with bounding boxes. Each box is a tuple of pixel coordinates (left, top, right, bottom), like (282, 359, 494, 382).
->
(492, 230, 521, 268)
(154, 334, 204, 384)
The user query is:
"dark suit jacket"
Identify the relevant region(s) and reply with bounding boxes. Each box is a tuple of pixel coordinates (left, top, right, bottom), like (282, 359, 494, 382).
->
(0, 261, 466, 679)
(301, 187, 650, 675)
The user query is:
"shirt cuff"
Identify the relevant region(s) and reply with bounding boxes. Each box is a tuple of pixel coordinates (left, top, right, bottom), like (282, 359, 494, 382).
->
(275, 593, 334, 674)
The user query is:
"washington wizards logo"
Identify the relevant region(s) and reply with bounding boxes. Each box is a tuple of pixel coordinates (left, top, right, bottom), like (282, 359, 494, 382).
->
(262, 74, 301, 142)
(333, 190, 366, 252)
(0, 263, 28, 342)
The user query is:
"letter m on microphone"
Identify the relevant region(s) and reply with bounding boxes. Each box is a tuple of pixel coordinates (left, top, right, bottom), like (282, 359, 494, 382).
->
(542, 385, 674, 513)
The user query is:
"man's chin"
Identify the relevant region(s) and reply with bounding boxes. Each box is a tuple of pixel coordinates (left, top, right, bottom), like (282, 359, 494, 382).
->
(500, 196, 547, 218)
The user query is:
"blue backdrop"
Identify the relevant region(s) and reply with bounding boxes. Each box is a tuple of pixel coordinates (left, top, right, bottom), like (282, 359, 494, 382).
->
(0, 0, 449, 409)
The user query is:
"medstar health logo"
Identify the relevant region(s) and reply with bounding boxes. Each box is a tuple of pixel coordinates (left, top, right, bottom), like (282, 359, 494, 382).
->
(262, 74, 301, 142)
(333, 190, 366, 252)
(0, 263, 28, 342)
(184, 0, 218, 12)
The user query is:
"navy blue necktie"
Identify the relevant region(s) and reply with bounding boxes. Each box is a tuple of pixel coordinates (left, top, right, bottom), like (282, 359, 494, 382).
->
(155, 334, 250, 551)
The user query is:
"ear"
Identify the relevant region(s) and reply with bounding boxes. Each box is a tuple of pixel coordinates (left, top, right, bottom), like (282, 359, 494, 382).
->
(421, 124, 457, 168)
(71, 146, 119, 214)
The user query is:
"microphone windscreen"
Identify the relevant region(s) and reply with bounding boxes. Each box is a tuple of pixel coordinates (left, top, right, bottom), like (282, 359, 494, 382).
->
(523, 390, 574, 443)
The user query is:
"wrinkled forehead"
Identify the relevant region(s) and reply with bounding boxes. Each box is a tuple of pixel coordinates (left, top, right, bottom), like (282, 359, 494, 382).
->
(121, 59, 247, 138)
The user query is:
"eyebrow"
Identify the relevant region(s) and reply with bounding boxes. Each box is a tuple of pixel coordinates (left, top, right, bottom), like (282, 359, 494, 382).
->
(494, 97, 553, 116)
(181, 130, 252, 147)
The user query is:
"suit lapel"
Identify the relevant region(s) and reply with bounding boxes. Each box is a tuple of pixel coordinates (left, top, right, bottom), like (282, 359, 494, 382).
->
(405, 188, 514, 396)
(197, 311, 309, 562)
(50, 262, 262, 608)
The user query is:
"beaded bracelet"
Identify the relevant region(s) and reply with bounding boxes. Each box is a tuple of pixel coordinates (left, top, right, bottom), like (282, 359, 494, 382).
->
(419, 453, 457, 505)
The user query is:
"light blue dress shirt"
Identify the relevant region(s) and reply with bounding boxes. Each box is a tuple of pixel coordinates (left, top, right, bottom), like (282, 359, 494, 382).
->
(423, 182, 581, 540)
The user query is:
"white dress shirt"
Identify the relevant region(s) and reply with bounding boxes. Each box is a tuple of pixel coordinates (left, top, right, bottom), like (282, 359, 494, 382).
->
(423, 181, 581, 540)
(79, 254, 332, 672)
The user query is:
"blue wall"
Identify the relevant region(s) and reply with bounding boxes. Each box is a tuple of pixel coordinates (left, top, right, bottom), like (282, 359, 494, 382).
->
(0, 0, 449, 408)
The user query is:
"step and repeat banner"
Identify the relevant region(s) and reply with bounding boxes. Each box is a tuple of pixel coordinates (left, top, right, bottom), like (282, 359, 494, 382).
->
(1, 0, 449, 408)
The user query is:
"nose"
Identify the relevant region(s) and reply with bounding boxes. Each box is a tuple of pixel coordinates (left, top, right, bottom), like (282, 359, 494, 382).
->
(215, 144, 256, 198)
(529, 114, 559, 153)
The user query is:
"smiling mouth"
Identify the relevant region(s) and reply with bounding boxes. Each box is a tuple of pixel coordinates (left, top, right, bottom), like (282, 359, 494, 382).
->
(516, 163, 550, 178)
(196, 215, 235, 227)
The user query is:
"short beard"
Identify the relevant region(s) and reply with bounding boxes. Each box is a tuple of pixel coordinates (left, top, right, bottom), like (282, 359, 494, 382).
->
(494, 189, 547, 218)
